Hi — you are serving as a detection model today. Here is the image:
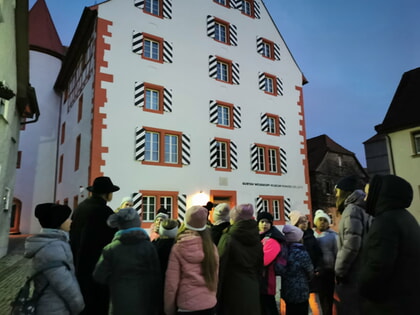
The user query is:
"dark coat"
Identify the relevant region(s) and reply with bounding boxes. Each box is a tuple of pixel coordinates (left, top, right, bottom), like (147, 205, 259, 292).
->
(210, 221, 230, 245)
(303, 227, 323, 292)
(217, 219, 263, 315)
(70, 195, 117, 314)
(93, 228, 161, 315)
(359, 175, 420, 315)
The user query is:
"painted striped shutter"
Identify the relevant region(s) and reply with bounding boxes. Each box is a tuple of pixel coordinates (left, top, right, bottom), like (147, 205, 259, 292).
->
(209, 138, 218, 168)
(209, 100, 218, 124)
(284, 198, 291, 222)
(230, 24, 238, 46)
(135, 127, 145, 161)
(132, 192, 143, 214)
(256, 37, 264, 55)
(250, 143, 259, 171)
(208, 55, 217, 79)
(182, 134, 191, 165)
(233, 105, 241, 128)
(162, 0, 172, 19)
(256, 197, 264, 213)
(274, 43, 281, 60)
(280, 147, 287, 174)
(177, 194, 187, 222)
(134, 82, 144, 107)
(134, 0, 144, 9)
(254, 1, 261, 19)
(132, 31, 143, 55)
(276, 77, 283, 95)
(261, 113, 268, 132)
(163, 88, 173, 112)
(230, 141, 238, 169)
(232, 63, 240, 85)
(207, 16, 216, 38)
(258, 72, 266, 91)
(279, 117, 286, 135)
(230, 0, 240, 9)
(163, 41, 173, 63)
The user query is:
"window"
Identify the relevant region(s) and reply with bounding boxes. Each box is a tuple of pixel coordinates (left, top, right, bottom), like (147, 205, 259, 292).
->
(16, 151, 22, 169)
(258, 195, 285, 223)
(133, 32, 173, 63)
(215, 21, 227, 43)
(144, 37, 160, 61)
(258, 72, 283, 96)
(144, 127, 181, 166)
(77, 95, 83, 122)
(58, 154, 64, 183)
(251, 143, 281, 175)
(267, 116, 277, 134)
(261, 113, 282, 136)
(61, 122, 66, 144)
(144, 83, 164, 112)
(140, 190, 178, 228)
(144, 0, 161, 17)
(413, 132, 420, 155)
(242, 1, 252, 16)
(218, 103, 232, 127)
(209, 100, 241, 129)
(210, 138, 238, 171)
(216, 140, 228, 168)
(75, 135, 81, 171)
(214, 0, 228, 6)
(209, 55, 239, 84)
(257, 37, 281, 60)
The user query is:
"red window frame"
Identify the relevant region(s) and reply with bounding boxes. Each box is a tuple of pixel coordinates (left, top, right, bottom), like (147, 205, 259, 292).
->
(77, 95, 83, 122)
(216, 100, 234, 129)
(139, 190, 178, 228)
(261, 38, 275, 60)
(215, 56, 233, 84)
(266, 113, 280, 136)
(61, 122, 66, 144)
(213, 0, 230, 8)
(75, 134, 81, 171)
(143, 0, 164, 18)
(214, 137, 232, 172)
(263, 73, 277, 95)
(259, 195, 285, 224)
(142, 32, 164, 64)
(143, 127, 183, 167)
(213, 17, 231, 45)
(58, 154, 64, 183)
(254, 143, 281, 176)
(143, 82, 164, 114)
(241, 0, 255, 18)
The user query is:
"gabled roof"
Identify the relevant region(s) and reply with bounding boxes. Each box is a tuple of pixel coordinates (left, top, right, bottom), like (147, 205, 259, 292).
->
(307, 134, 354, 170)
(29, 0, 65, 58)
(375, 67, 420, 134)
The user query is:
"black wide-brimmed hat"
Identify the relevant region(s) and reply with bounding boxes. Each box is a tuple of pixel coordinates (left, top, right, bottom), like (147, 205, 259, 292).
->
(87, 176, 120, 194)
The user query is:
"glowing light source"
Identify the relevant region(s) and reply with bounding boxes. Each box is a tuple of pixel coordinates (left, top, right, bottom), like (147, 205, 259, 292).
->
(191, 191, 209, 206)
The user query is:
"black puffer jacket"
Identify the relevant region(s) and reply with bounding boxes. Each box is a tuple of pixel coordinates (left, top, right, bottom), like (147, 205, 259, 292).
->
(359, 175, 420, 315)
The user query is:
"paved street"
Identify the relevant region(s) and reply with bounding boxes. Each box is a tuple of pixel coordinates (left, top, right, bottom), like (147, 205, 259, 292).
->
(0, 235, 31, 314)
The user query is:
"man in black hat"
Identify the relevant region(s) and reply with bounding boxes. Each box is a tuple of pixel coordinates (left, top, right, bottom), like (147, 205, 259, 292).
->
(70, 176, 120, 315)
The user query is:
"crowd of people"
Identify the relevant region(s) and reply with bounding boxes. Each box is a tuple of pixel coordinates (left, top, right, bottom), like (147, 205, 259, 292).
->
(22, 174, 420, 315)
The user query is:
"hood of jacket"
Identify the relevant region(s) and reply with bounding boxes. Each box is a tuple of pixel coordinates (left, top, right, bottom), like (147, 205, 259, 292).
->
(366, 175, 413, 216)
(229, 219, 261, 247)
(175, 232, 205, 264)
(24, 229, 68, 258)
(344, 189, 366, 208)
(113, 227, 150, 245)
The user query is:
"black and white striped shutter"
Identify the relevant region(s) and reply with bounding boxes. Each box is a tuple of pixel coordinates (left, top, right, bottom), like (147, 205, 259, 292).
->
(162, 0, 172, 19)
(163, 88, 172, 112)
(230, 0, 240, 9)
(135, 127, 145, 161)
(279, 117, 286, 135)
(163, 41, 173, 63)
(182, 134, 191, 165)
(134, 0, 144, 9)
(284, 198, 291, 222)
(233, 105, 241, 128)
(209, 55, 217, 79)
(256, 37, 264, 55)
(254, 1, 261, 19)
(276, 77, 283, 95)
(230, 141, 238, 169)
(210, 138, 218, 168)
(207, 16, 215, 39)
(132, 31, 143, 55)
(261, 113, 268, 132)
(209, 100, 218, 124)
(132, 192, 143, 214)
(250, 144, 259, 171)
(230, 24, 238, 46)
(134, 82, 144, 108)
(274, 43, 281, 60)
(280, 148, 287, 174)
(177, 194, 187, 222)
(258, 72, 266, 91)
(232, 63, 240, 85)
(256, 197, 264, 213)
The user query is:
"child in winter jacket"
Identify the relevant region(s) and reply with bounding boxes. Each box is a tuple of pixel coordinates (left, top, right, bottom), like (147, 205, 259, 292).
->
(24, 203, 85, 315)
(164, 206, 219, 315)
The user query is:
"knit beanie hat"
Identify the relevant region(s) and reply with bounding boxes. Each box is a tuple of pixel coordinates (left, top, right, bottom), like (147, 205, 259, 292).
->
(314, 209, 331, 225)
(289, 210, 305, 226)
(336, 175, 359, 192)
(212, 203, 230, 224)
(159, 219, 179, 238)
(230, 204, 254, 222)
(35, 203, 72, 229)
(256, 211, 274, 225)
(155, 212, 169, 221)
(107, 207, 141, 230)
(185, 206, 208, 231)
(282, 224, 304, 243)
(120, 196, 133, 206)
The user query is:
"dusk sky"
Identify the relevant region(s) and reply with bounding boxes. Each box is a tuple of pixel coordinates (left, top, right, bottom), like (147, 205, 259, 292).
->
(29, 0, 420, 167)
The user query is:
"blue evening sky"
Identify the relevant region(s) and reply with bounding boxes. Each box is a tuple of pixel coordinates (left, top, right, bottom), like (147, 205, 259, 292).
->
(30, 0, 420, 167)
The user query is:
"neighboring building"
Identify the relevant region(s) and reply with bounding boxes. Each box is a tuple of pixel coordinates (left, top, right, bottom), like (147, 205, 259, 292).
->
(366, 67, 420, 222)
(307, 134, 368, 228)
(363, 133, 390, 178)
(0, 0, 39, 257)
(15, 0, 312, 234)
(14, 0, 66, 235)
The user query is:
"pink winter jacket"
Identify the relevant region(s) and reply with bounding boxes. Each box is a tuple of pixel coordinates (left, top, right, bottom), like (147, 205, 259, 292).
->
(164, 232, 219, 315)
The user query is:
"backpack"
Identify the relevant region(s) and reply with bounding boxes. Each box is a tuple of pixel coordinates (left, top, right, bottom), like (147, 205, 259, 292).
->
(10, 261, 68, 315)
(273, 240, 289, 277)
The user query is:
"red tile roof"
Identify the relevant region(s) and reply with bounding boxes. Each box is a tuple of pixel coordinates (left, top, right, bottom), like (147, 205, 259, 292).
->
(29, 0, 65, 58)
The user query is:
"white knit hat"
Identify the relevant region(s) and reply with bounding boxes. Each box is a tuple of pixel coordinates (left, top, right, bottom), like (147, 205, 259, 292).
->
(314, 209, 331, 225)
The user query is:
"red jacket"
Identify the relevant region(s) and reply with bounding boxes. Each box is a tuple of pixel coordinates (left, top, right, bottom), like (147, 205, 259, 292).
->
(261, 236, 281, 295)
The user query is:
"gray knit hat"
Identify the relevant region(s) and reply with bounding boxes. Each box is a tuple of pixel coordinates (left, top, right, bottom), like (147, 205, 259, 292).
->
(107, 208, 140, 230)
